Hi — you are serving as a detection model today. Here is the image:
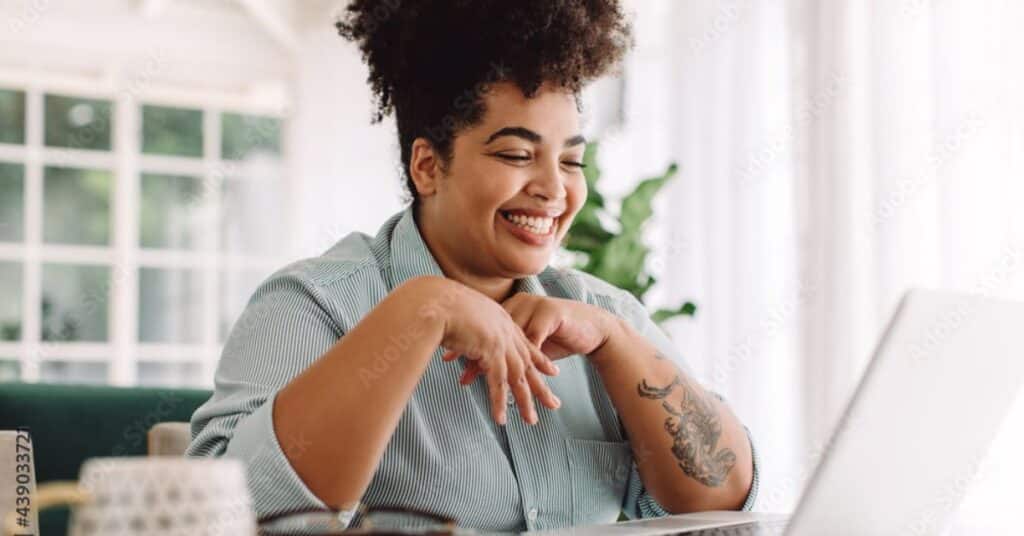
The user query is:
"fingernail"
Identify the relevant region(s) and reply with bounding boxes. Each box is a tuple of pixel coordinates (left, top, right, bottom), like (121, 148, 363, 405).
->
(553, 395, 562, 408)
(552, 364, 560, 374)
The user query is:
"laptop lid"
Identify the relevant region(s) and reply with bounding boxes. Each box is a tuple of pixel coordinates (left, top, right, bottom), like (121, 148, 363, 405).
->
(786, 289, 1024, 536)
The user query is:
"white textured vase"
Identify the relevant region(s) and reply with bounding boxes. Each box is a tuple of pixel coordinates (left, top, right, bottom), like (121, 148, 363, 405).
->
(68, 457, 256, 536)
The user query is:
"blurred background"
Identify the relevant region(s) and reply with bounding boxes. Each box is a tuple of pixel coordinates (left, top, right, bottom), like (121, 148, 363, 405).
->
(1, 0, 1022, 532)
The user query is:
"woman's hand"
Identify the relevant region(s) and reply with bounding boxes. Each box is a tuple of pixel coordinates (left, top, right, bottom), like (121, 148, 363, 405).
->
(457, 293, 622, 385)
(430, 280, 562, 426)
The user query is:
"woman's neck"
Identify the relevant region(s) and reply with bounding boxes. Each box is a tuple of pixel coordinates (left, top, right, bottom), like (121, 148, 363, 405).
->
(413, 206, 516, 302)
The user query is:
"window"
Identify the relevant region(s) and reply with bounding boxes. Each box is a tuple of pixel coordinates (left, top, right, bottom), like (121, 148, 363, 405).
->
(0, 85, 288, 387)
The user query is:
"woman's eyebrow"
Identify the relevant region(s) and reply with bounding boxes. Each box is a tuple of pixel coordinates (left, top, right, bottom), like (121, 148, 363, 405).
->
(564, 134, 586, 148)
(484, 126, 587, 148)
(485, 126, 541, 145)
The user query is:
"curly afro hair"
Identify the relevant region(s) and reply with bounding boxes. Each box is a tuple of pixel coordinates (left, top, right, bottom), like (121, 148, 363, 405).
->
(336, 0, 633, 204)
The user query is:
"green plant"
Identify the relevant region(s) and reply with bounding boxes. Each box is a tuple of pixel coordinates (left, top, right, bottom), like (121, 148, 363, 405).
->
(564, 142, 696, 324)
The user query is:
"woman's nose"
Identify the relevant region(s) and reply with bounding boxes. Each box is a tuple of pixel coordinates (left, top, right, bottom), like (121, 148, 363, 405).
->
(526, 164, 567, 201)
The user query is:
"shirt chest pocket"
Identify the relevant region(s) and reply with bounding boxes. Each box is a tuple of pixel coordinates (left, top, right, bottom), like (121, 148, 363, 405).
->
(564, 438, 633, 526)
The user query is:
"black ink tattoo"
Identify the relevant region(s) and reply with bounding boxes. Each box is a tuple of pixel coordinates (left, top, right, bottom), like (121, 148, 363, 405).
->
(637, 376, 737, 487)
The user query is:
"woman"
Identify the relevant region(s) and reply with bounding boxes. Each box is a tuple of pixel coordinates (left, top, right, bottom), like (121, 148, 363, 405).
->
(188, 0, 757, 531)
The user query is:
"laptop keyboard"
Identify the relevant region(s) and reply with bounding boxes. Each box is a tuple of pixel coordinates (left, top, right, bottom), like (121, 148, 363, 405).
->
(682, 519, 789, 536)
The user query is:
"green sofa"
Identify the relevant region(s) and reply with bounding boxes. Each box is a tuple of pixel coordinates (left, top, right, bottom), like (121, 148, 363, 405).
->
(0, 382, 212, 536)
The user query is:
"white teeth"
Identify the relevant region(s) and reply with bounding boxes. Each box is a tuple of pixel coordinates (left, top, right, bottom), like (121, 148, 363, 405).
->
(503, 212, 554, 235)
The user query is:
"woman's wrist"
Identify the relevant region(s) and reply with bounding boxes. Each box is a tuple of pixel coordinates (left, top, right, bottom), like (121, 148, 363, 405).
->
(396, 275, 458, 345)
(588, 308, 634, 370)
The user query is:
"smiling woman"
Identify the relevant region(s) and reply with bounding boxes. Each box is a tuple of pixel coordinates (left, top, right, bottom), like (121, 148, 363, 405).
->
(186, 0, 757, 532)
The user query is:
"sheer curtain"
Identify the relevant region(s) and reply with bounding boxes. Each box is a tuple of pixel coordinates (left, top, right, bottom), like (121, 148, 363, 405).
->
(605, 0, 1024, 524)
(793, 1, 1024, 532)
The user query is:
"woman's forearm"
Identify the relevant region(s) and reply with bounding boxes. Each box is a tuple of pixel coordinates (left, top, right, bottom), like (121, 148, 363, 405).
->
(273, 275, 452, 509)
(590, 317, 754, 513)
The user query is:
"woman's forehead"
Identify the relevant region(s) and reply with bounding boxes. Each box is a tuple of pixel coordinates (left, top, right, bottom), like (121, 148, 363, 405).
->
(471, 82, 581, 143)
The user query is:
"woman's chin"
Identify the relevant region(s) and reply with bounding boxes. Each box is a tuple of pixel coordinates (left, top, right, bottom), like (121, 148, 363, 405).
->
(499, 252, 551, 277)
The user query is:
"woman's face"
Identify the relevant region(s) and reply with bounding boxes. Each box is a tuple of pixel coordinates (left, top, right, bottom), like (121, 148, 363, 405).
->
(417, 81, 587, 279)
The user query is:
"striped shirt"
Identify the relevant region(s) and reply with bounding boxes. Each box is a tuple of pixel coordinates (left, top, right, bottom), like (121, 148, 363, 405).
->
(186, 206, 759, 532)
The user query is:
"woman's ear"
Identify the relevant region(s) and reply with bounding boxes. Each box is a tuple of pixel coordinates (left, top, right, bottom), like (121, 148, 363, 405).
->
(409, 138, 443, 198)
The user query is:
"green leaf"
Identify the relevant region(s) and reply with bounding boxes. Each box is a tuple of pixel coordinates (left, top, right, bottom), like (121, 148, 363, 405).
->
(589, 229, 649, 292)
(619, 163, 678, 233)
(560, 142, 696, 329)
(651, 301, 698, 324)
(565, 213, 612, 254)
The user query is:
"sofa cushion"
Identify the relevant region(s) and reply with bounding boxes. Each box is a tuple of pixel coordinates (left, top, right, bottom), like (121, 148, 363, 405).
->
(0, 382, 211, 535)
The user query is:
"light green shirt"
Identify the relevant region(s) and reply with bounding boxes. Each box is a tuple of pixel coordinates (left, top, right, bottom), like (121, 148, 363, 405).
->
(187, 206, 759, 532)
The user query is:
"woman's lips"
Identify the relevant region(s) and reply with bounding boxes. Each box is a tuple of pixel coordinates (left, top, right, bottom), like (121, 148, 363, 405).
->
(497, 211, 555, 247)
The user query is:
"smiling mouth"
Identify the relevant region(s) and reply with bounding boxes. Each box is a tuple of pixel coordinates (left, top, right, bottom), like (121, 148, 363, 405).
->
(500, 210, 555, 236)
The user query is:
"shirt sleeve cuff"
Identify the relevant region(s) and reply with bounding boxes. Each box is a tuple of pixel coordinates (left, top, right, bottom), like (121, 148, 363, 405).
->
(224, 391, 343, 521)
(739, 425, 760, 511)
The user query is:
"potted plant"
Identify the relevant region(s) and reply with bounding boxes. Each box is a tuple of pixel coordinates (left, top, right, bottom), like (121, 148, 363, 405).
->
(563, 142, 696, 324)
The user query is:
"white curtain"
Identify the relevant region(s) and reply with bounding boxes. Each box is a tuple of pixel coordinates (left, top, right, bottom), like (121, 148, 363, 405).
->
(603, 0, 1024, 528)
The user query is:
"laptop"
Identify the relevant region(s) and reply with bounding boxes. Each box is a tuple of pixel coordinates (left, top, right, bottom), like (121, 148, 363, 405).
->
(532, 289, 1024, 535)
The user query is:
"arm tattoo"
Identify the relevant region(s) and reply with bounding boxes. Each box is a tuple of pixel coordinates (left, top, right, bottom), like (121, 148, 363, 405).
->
(637, 376, 737, 487)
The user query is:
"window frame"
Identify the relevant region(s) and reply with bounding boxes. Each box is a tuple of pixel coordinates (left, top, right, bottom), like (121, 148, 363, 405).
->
(0, 76, 290, 388)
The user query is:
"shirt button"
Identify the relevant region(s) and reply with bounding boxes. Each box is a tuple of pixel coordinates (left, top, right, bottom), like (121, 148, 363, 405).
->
(527, 508, 538, 521)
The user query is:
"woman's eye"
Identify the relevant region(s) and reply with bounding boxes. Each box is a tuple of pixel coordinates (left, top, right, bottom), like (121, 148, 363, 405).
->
(496, 153, 531, 161)
(494, 153, 586, 169)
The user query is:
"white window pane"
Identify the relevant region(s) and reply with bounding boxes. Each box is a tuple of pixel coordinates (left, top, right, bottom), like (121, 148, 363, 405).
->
(142, 105, 203, 157)
(139, 173, 205, 250)
(220, 176, 284, 255)
(44, 166, 112, 246)
(41, 263, 109, 342)
(44, 94, 113, 151)
(39, 361, 107, 384)
(138, 267, 203, 344)
(0, 261, 21, 341)
(137, 361, 203, 387)
(0, 88, 26, 145)
(0, 162, 24, 242)
(219, 268, 272, 342)
(222, 113, 282, 161)
(0, 359, 19, 381)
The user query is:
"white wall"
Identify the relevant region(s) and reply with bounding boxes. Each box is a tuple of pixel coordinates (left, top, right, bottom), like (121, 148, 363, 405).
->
(0, 0, 291, 101)
(286, 16, 403, 260)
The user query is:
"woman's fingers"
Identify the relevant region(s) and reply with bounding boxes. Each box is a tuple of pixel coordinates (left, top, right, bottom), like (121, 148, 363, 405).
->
(505, 343, 538, 425)
(524, 307, 559, 348)
(459, 361, 481, 385)
(527, 336, 560, 377)
(458, 351, 547, 387)
(483, 356, 508, 425)
(454, 346, 557, 424)
(525, 364, 561, 410)
(522, 325, 560, 376)
(446, 308, 564, 426)
(516, 336, 559, 411)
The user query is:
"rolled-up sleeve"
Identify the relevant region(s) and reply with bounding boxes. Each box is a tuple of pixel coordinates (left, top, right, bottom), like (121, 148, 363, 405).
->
(185, 272, 344, 520)
(223, 392, 330, 516)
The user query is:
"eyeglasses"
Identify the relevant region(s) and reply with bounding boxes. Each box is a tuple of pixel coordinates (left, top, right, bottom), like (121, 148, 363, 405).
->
(257, 504, 461, 535)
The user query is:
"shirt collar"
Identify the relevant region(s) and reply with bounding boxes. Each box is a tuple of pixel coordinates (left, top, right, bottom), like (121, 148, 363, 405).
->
(387, 205, 549, 299)
(387, 205, 446, 289)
